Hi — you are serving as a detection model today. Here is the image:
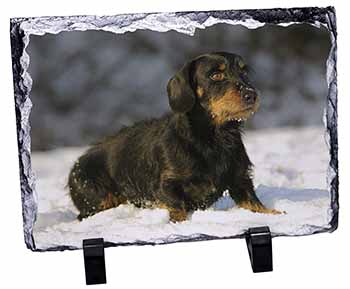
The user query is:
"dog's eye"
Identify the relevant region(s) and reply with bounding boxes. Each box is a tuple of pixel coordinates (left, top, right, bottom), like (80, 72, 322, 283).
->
(210, 72, 225, 81)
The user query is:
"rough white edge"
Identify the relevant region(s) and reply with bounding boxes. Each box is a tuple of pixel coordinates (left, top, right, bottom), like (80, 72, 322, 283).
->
(15, 11, 335, 249)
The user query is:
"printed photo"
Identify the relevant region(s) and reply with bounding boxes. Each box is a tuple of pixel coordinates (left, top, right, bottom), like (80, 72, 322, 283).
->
(11, 10, 337, 250)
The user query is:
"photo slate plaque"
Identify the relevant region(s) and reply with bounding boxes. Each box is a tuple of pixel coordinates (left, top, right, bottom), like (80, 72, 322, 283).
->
(10, 7, 338, 251)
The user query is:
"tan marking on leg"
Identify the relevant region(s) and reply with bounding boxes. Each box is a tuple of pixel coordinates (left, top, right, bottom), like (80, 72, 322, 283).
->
(153, 202, 188, 223)
(99, 192, 127, 210)
(168, 208, 188, 222)
(238, 201, 285, 215)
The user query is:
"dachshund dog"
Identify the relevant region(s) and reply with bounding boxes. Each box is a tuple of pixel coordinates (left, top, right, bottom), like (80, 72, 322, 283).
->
(68, 52, 281, 222)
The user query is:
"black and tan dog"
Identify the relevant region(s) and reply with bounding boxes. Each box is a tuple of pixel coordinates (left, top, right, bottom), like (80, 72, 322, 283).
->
(68, 52, 281, 222)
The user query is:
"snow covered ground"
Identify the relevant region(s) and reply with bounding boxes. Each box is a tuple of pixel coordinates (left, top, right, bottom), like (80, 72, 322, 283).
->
(31, 126, 332, 250)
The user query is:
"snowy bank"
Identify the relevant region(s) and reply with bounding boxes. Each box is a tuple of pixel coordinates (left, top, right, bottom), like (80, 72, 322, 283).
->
(31, 126, 332, 250)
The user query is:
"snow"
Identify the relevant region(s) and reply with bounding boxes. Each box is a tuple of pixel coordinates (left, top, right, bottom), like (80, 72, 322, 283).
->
(31, 126, 332, 250)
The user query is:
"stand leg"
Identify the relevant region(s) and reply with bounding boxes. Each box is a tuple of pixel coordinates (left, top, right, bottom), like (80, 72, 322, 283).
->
(83, 238, 107, 285)
(245, 226, 273, 273)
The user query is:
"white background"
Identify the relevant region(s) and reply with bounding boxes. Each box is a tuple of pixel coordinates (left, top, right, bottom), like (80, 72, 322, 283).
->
(0, 0, 349, 288)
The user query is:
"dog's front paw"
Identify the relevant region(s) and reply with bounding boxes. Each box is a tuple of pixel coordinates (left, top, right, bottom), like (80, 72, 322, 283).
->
(168, 208, 188, 223)
(262, 208, 286, 215)
(238, 201, 286, 215)
(154, 202, 188, 222)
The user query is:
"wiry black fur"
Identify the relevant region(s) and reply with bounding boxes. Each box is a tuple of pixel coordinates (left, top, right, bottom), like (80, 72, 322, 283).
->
(68, 52, 272, 222)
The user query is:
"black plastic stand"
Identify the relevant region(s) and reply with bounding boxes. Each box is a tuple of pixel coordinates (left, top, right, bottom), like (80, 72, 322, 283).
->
(81, 228, 271, 284)
(83, 238, 107, 285)
(245, 226, 273, 273)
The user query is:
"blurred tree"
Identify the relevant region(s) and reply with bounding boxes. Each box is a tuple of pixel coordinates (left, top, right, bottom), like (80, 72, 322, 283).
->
(27, 23, 330, 151)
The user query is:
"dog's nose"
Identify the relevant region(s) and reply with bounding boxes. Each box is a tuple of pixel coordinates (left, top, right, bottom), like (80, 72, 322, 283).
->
(242, 89, 257, 105)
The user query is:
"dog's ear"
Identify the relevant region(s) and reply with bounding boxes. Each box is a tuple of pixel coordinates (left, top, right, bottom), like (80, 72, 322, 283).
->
(167, 61, 195, 113)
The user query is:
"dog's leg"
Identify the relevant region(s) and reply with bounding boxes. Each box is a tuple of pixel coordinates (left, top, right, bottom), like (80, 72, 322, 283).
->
(237, 197, 283, 215)
(155, 201, 188, 223)
(158, 178, 189, 222)
(229, 177, 283, 215)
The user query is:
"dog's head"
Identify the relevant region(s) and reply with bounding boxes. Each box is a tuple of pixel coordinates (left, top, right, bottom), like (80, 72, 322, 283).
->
(167, 52, 259, 126)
